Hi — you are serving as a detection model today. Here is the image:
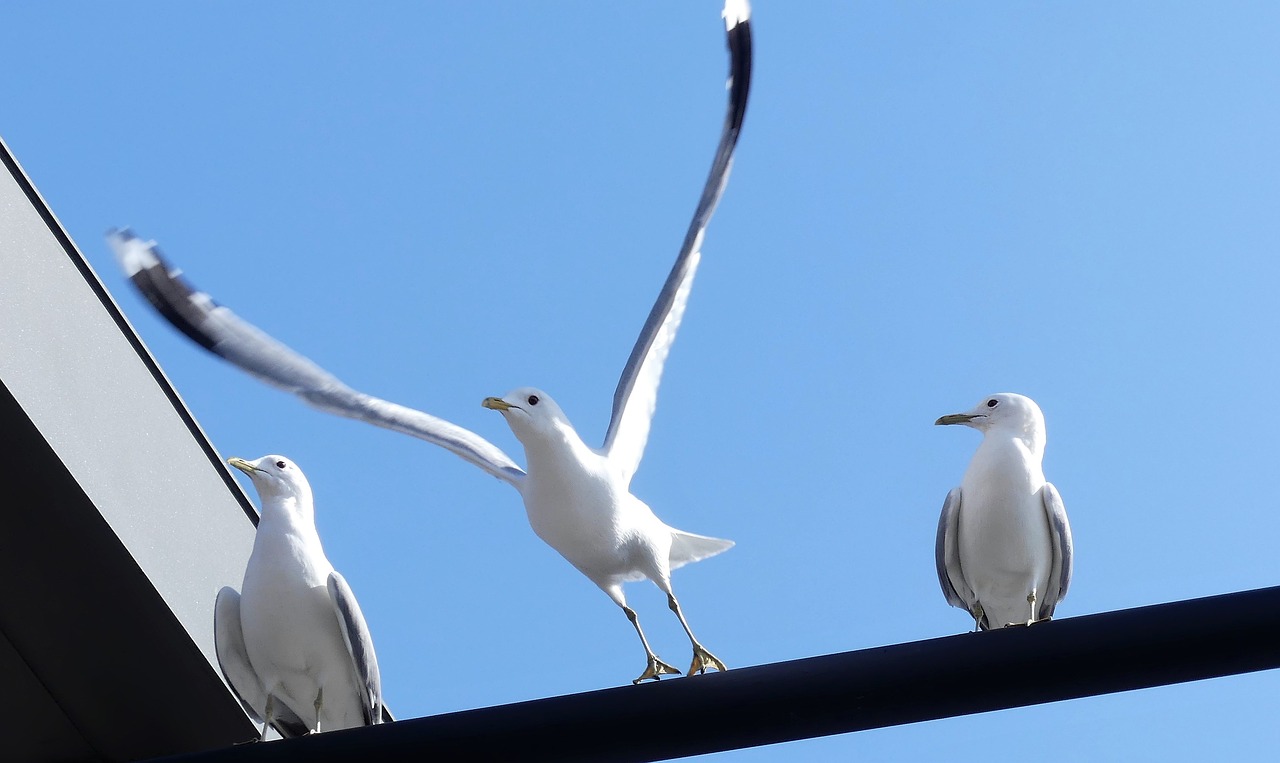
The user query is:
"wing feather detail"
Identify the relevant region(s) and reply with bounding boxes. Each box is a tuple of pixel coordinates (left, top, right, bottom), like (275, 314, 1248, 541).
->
(109, 228, 526, 488)
(602, 1, 753, 485)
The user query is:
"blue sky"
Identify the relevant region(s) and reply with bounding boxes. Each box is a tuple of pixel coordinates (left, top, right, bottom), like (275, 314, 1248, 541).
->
(5, 2, 1280, 760)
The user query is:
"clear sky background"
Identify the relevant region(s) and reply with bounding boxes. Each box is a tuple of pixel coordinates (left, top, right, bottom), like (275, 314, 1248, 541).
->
(4, 2, 1279, 760)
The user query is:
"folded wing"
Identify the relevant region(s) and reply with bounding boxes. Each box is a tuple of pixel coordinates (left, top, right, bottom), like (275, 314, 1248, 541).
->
(1039, 482, 1074, 619)
(935, 488, 980, 621)
(327, 572, 383, 727)
(213, 587, 309, 738)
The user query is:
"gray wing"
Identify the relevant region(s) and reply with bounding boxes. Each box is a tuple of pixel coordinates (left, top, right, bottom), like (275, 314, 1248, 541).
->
(935, 488, 979, 616)
(601, 0, 752, 486)
(1038, 482, 1074, 619)
(327, 572, 383, 726)
(213, 587, 309, 738)
(108, 228, 526, 488)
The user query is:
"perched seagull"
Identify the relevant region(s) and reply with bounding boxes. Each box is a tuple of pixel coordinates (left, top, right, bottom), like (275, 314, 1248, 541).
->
(112, 1, 751, 684)
(215, 455, 382, 738)
(934, 393, 1074, 630)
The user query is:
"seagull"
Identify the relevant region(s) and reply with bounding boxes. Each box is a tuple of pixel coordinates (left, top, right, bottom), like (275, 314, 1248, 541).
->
(481, 388, 733, 681)
(215, 455, 382, 738)
(934, 393, 1074, 630)
(112, 1, 751, 684)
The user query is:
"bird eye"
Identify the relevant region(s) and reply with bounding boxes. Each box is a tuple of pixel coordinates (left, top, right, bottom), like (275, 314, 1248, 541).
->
(528, 395, 540, 406)
(986, 399, 998, 408)
(275, 460, 287, 469)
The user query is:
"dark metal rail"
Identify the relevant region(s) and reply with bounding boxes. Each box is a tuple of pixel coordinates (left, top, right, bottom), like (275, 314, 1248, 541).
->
(147, 585, 1280, 763)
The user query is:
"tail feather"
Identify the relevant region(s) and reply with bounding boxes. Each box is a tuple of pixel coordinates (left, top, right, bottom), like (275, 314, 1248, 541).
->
(669, 529, 734, 570)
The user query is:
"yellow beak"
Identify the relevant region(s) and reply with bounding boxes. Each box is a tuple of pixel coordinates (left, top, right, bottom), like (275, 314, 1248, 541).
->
(228, 457, 259, 475)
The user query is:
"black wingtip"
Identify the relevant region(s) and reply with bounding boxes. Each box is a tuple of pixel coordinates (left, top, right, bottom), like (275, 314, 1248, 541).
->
(601, 0, 754, 451)
(113, 233, 224, 353)
(724, 3, 752, 136)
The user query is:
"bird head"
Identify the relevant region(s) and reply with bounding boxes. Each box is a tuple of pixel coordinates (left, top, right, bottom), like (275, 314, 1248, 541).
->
(935, 393, 1047, 448)
(228, 455, 313, 503)
(482, 387, 574, 446)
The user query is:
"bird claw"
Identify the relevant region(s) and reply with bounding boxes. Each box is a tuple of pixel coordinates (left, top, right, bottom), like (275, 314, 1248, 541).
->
(1003, 617, 1055, 628)
(687, 644, 727, 677)
(1010, 616, 1052, 627)
(632, 655, 682, 684)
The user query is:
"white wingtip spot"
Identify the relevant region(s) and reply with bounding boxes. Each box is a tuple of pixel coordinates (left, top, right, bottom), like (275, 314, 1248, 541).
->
(723, 0, 750, 30)
(106, 229, 160, 276)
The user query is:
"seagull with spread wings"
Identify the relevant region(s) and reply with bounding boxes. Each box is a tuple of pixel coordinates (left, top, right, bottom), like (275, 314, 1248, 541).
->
(113, 0, 751, 684)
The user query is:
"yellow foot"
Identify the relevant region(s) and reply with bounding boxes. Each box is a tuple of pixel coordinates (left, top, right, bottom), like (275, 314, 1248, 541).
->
(632, 654, 682, 684)
(1003, 617, 1053, 627)
(687, 643, 727, 677)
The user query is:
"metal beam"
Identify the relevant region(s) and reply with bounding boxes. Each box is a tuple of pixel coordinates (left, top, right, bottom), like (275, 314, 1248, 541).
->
(148, 585, 1280, 763)
(0, 379, 257, 761)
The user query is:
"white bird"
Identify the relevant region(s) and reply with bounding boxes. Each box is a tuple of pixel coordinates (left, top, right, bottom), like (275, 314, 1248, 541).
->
(482, 389, 733, 681)
(113, 1, 751, 684)
(215, 455, 382, 738)
(934, 393, 1074, 630)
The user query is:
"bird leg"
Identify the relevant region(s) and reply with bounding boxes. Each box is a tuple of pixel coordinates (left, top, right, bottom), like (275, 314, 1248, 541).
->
(313, 687, 324, 734)
(260, 695, 275, 742)
(1023, 588, 1055, 626)
(623, 606, 681, 684)
(970, 603, 986, 632)
(667, 593, 727, 677)
(1004, 588, 1038, 628)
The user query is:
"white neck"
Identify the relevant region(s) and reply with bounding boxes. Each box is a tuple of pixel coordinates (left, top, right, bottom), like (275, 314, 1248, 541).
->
(257, 492, 318, 537)
(520, 420, 597, 476)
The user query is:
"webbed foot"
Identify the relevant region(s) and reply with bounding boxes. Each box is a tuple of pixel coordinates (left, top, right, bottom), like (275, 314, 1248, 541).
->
(687, 643, 727, 677)
(633, 654, 682, 684)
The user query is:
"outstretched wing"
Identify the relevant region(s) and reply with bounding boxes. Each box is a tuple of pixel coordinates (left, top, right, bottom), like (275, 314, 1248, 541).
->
(109, 228, 526, 488)
(327, 572, 383, 727)
(935, 488, 979, 619)
(1039, 482, 1074, 619)
(213, 587, 309, 738)
(601, 0, 753, 486)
